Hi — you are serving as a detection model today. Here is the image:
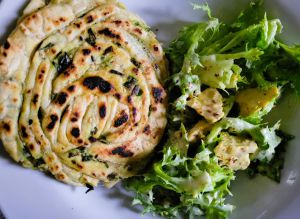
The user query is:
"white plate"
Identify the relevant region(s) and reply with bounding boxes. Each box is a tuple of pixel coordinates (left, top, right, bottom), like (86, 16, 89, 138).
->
(0, 1, 300, 219)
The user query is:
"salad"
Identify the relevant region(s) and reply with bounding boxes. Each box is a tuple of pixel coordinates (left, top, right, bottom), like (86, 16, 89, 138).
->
(125, 1, 299, 218)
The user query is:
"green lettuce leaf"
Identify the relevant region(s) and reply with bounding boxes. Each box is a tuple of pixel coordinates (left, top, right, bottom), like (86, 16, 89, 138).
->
(249, 42, 300, 94)
(278, 43, 300, 63)
(166, 2, 282, 112)
(125, 127, 234, 219)
(166, 19, 221, 74)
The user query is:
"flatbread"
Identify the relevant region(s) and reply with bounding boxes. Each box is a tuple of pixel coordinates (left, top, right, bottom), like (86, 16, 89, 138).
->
(0, 0, 168, 187)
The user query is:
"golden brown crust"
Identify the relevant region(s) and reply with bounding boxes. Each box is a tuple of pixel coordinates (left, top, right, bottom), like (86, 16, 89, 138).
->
(0, 0, 167, 187)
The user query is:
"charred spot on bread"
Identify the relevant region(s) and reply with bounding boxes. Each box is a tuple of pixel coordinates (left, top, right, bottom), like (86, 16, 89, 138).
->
(71, 127, 80, 138)
(55, 92, 68, 105)
(21, 126, 28, 138)
(103, 46, 113, 56)
(67, 85, 75, 92)
(60, 105, 69, 122)
(47, 114, 59, 130)
(32, 94, 39, 104)
(111, 146, 134, 158)
(86, 15, 94, 23)
(113, 20, 122, 25)
(153, 45, 159, 52)
(82, 49, 91, 56)
(107, 173, 117, 180)
(71, 117, 78, 122)
(143, 125, 151, 135)
(83, 76, 112, 93)
(109, 69, 124, 76)
(38, 108, 44, 121)
(98, 28, 120, 39)
(2, 122, 11, 132)
(152, 87, 164, 103)
(114, 111, 129, 127)
(3, 41, 10, 49)
(114, 93, 121, 100)
(88, 136, 97, 143)
(99, 104, 106, 118)
(134, 28, 142, 35)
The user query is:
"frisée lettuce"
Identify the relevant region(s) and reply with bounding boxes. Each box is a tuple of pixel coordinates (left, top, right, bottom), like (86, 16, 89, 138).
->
(125, 1, 298, 218)
(125, 126, 235, 219)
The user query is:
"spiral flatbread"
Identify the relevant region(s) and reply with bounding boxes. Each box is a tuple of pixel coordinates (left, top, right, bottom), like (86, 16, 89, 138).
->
(0, 0, 168, 187)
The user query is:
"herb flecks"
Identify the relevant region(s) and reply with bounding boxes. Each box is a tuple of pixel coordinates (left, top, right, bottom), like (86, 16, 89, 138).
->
(132, 85, 143, 96)
(86, 28, 96, 46)
(123, 76, 137, 89)
(54, 52, 73, 74)
(40, 42, 54, 51)
(85, 184, 94, 194)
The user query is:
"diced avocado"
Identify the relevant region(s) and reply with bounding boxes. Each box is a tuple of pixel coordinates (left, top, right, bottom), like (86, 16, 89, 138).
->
(236, 86, 280, 119)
